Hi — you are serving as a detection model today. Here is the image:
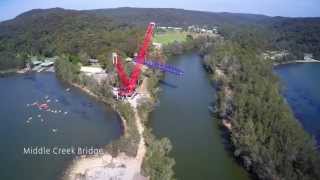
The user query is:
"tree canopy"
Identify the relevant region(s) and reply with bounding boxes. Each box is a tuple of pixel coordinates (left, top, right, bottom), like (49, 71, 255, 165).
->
(205, 40, 320, 180)
(0, 8, 144, 70)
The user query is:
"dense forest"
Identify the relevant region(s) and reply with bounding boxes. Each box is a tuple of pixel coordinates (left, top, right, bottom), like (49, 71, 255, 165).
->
(203, 39, 320, 179)
(0, 8, 144, 70)
(269, 17, 320, 59)
(1, 7, 320, 70)
(87, 7, 269, 26)
(91, 7, 320, 59)
(0, 7, 319, 70)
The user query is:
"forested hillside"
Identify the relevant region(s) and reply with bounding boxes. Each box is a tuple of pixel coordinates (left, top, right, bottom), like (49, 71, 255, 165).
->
(90, 7, 320, 59)
(268, 17, 320, 59)
(87, 7, 269, 26)
(0, 8, 144, 70)
(0, 7, 320, 70)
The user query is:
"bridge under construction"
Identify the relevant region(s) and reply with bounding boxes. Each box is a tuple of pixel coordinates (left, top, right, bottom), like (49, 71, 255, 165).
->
(113, 22, 184, 97)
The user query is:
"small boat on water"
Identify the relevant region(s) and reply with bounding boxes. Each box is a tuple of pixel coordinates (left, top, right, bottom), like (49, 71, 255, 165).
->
(52, 129, 58, 133)
(39, 103, 47, 107)
(66, 88, 70, 92)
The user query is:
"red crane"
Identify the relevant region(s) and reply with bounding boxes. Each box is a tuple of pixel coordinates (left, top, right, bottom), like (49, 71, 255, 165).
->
(113, 22, 156, 97)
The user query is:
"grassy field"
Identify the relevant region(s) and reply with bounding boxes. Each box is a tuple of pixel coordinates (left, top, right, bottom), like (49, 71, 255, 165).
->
(153, 31, 187, 44)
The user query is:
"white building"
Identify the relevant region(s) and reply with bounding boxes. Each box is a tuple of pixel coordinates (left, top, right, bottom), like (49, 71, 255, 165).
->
(80, 66, 105, 75)
(153, 42, 162, 49)
(304, 53, 314, 61)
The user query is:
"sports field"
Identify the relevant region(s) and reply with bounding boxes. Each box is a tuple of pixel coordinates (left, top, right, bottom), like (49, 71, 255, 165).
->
(153, 31, 187, 44)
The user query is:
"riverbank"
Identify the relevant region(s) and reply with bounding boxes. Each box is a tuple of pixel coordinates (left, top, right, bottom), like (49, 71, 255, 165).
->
(0, 65, 54, 77)
(66, 108, 146, 180)
(148, 53, 249, 180)
(205, 42, 320, 180)
(213, 68, 233, 131)
(273, 59, 320, 66)
(65, 80, 149, 180)
(0, 68, 19, 76)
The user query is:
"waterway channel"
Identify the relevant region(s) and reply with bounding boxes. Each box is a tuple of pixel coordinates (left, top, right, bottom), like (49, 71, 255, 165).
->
(150, 53, 250, 180)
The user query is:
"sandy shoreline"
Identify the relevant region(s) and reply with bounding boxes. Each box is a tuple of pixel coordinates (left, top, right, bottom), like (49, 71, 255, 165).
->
(64, 82, 148, 180)
(214, 67, 234, 131)
(65, 108, 147, 180)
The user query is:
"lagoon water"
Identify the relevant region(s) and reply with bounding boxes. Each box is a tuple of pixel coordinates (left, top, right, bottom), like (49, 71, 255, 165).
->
(275, 63, 320, 144)
(150, 54, 249, 180)
(0, 73, 122, 180)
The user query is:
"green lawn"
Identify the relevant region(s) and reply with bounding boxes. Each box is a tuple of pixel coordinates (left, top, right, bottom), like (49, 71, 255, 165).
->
(153, 31, 187, 45)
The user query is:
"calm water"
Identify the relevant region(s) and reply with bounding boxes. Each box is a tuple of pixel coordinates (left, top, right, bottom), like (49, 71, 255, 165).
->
(0, 73, 122, 180)
(150, 54, 249, 180)
(275, 63, 320, 144)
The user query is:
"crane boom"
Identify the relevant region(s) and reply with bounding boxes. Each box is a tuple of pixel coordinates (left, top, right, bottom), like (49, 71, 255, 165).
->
(128, 22, 155, 91)
(112, 53, 130, 89)
(113, 22, 155, 96)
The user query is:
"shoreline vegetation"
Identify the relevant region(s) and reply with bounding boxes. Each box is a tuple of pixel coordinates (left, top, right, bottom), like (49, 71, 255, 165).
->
(273, 59, 320, 66)
(0, 68, 19, 76)
(203, 40, 320, 180)
(54, 53, 175, 180)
